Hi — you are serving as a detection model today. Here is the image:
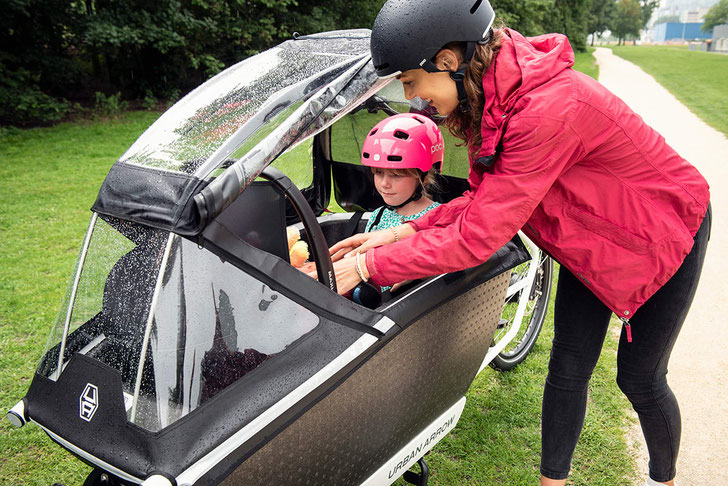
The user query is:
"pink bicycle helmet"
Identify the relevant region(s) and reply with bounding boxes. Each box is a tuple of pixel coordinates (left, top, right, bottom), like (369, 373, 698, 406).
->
(361, 113, 444, 172)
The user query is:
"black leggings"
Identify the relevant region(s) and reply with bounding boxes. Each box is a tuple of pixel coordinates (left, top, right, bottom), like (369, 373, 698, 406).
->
(540, 206, 711, 482)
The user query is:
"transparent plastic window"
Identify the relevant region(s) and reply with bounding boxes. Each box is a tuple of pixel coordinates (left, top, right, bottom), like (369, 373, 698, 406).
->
(38, 218, 320, 431)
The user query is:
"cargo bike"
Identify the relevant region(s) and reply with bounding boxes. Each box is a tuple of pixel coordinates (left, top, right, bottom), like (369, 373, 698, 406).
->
(7, 29, 552, 486)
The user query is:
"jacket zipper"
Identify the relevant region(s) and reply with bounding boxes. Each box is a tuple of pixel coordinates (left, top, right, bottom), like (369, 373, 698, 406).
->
(619, 317, 632, 343)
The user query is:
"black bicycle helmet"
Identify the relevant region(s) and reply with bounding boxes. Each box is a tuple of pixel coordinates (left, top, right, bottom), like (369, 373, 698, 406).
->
(371, 0, 495, 78)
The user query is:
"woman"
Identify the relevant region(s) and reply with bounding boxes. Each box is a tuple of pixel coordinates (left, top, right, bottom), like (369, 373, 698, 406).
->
(330, 1, 711, 485)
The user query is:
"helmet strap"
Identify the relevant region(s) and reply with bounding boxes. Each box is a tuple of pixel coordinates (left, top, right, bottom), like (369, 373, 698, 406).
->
(451, 40, 478, 113)
(386, 184, 423, 211)
(422, 40, 478, 113)
(449, 68, 470, 113)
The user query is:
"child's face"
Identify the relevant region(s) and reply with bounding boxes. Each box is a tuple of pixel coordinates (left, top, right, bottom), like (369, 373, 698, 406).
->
(372, 168, 419, 207)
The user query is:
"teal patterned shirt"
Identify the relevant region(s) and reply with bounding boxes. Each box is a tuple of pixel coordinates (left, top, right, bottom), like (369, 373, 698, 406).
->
(365, 202, 440, 291)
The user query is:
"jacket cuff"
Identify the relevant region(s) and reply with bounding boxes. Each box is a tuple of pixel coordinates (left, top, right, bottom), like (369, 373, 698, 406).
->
(366, 250, 386, 287)
(406, 220, 421, 232)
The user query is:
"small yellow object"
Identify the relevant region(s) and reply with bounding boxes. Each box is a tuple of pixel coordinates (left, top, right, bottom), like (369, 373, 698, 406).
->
(289, 240, 309, 268)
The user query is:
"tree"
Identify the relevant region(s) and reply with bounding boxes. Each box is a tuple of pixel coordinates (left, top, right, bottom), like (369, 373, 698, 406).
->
(0, 0, 83, 124)
(493, 0, 590, 51)
(491, 0, 552, 36)
(611, 0, 643, 45)
(77, 0, 302, 98)
(546, 0, 591, 51)
(639, 0, 660, 28)
(587, 0, 615, 46)
(703, 0, 728, 31)
(3, 0, 611, 126)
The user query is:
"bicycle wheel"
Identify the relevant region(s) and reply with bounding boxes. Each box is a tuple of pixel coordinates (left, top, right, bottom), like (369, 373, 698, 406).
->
(490, 253, 553, 371)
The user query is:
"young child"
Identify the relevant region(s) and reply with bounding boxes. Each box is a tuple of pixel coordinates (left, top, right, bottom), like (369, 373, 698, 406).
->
(359, 113, 444, 291)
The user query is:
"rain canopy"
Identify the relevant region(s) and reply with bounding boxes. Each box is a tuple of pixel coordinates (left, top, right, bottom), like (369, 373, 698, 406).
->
(36, 30, 395, 434)
(92, 29, 390, 236)
(36, 212, 375, 433)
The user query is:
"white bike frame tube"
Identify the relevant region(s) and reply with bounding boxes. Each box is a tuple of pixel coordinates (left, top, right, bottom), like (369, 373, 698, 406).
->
(130, 232, 175, 422)
(478, 231, 541, 374)
(56, 213, 98, 380)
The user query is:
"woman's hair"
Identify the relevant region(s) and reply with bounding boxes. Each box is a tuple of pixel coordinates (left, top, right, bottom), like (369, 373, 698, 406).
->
(443, 29, 503, 158)
(371, 167, 441, 199)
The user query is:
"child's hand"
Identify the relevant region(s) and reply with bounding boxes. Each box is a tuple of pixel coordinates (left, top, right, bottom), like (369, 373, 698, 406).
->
(299, 261, 318, 278)
(330, 227, 404, 261)
(330, 233, 372, 262)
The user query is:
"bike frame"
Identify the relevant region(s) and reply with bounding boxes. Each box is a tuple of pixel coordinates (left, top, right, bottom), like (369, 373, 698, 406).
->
(478, 230, 542, 374)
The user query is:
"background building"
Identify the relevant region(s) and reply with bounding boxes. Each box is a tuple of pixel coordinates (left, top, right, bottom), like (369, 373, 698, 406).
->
(654, 21, 713, 41)
(710, 24, 728, 52)
(645, 0, 719, 42)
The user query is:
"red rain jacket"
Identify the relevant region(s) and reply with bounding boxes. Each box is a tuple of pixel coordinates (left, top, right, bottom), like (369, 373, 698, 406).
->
(366, 29, 710, 317)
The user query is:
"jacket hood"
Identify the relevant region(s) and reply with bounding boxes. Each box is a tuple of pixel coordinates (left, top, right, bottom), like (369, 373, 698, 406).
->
(478, 29, 575, 158)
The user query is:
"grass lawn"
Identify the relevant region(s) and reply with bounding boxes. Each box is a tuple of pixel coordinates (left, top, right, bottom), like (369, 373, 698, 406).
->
(574, 47, 600, 80)
(1, 52, 638, 485)
(609, 45, 728, 136)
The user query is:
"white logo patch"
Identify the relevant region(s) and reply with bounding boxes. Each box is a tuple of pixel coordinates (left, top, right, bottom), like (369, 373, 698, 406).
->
(79, 383, 99, 422)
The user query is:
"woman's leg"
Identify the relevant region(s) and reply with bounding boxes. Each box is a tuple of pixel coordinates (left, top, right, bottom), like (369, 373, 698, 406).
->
(616, 207, 711, 483)
(540, 267, 613, 480)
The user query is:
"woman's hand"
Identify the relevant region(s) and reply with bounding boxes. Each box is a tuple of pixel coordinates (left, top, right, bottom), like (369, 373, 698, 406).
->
(306, 252, 371, 296)
(331, 254, 366, 295)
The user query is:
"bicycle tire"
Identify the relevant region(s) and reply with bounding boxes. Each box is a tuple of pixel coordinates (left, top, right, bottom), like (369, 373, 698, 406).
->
(490, 255, 553, 371)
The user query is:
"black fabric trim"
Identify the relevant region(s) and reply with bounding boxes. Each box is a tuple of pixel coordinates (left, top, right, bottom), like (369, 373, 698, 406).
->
(198, 221, 384, 337)
(331, 161, 470, 210)
(92, 162, 209, 236)
(473, 155, 496, 176)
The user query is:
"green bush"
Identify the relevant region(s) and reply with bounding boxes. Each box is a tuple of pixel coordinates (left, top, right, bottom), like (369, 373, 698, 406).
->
(142, 90, 159, 111)
(0, 68, 69, 126)
(94, 91, 128, 117)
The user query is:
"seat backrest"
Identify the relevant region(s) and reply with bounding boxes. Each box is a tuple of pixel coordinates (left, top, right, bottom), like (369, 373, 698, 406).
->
(331, 161, 470, 212)
(205, 181, 290, 262)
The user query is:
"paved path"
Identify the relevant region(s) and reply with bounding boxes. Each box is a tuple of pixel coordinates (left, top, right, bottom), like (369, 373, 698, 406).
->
(594, 47, 728, 486)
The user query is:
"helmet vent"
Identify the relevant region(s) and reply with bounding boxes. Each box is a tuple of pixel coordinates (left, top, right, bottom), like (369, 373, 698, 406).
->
(369, 128, 378, 136)
(413, 116, 425, 124)
(387, 155, 403, 162)
(393, 130, 410, 140)
(470, 0, 483, 14)
(363, 152, 370, 159)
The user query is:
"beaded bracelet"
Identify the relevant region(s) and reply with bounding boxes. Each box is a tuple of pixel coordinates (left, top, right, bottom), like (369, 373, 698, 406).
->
(354, 251, 368, 282)
(390, 226, 400, 242)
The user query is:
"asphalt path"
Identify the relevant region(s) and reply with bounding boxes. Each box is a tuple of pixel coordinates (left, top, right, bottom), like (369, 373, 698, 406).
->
(594, 47, 728, 485)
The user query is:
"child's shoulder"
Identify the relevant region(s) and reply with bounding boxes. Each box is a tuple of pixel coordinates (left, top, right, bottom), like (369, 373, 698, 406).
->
(410, 201, 440, 219)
